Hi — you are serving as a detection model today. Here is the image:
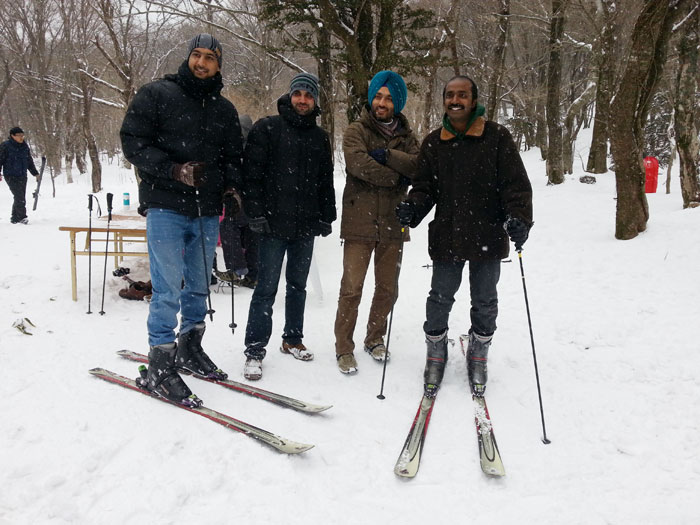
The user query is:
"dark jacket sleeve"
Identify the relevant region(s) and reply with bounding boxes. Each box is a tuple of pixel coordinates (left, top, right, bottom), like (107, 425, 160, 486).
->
(27, 147, 38, 176)
(406, 133, 437, 227)
(496, 126, 533, 226)
(319, 133, 337, 224)
(120, 84, 175, 180)
(0, 143, 6, 174)
(241, 119, 270, 219)
(221, 111, 244, 191)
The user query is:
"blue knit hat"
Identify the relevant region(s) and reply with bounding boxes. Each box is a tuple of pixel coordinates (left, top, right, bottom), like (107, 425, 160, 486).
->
(368, 71, 407, 114)
(289, 72, 320, 102)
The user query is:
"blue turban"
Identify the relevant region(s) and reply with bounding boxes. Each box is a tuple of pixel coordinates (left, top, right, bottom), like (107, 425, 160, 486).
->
(368, 71, 407, 114)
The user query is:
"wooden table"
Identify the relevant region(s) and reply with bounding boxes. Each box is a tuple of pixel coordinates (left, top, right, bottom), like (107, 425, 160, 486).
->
(59, 217, 148, 301)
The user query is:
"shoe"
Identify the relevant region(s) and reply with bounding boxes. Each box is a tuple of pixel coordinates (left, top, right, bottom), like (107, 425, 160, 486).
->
(140, 342, 202, 407)
(19, 217, 29, 225)
(214, 269, 241, 284)
(337, 353, 358, 374)
(119, 280, 152, 301)
(423, 330, 448, 397)
(280, 341, 314, 361)
(177, 323, 227, 380)
(364, 341, 390, 362)
(239, 276, 257, 289)
(244, 358, 263, 381)
(467, 331, 492, 397)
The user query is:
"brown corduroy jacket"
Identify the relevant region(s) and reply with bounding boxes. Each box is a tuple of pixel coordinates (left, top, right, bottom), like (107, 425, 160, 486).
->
(340, 106, 420, 243)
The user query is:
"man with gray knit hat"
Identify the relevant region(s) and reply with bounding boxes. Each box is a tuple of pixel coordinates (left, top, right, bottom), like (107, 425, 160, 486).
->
(241, 72, 336, 381)
(334, 70, 419, 374)
(120, 33, 244, 406)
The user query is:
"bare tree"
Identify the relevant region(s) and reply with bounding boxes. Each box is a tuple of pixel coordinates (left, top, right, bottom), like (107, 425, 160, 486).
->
(487, 0, 511, 121)
(545, 0, 566, 184)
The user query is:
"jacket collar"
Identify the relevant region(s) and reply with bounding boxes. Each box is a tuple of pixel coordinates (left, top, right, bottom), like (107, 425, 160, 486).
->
(440, 103, 487, 140)
(359, 105, 412, 137)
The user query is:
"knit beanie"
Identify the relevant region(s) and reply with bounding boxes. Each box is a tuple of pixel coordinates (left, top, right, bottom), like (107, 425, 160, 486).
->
(188, 34, 222, 66)
(289, 72, 320, 102)
(9, 127, 24, 136)
(368, 71, 407, 114)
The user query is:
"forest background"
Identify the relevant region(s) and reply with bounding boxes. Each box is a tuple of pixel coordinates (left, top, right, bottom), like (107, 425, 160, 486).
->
(0, 0, 698, 240)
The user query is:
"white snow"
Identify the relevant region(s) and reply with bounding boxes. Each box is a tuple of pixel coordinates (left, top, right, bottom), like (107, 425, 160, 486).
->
(1, 137, 699, 524)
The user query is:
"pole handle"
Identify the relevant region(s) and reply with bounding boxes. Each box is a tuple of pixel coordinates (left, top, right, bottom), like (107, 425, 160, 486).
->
(87, 194, 93, 212)
(106, 193, 113, 221)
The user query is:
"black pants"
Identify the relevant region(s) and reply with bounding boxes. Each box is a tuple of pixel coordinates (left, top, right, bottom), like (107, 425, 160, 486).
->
(5, 175, 28, 223)
(424, 259, 501, 337)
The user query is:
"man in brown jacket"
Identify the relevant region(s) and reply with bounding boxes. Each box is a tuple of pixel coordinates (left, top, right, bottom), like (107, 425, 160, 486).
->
(334, 70, 419, 374)
(397, 75, 533, 397)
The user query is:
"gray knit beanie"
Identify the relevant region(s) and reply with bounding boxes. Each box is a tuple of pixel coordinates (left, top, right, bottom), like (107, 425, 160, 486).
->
(188, 34, 222, 66)
(289, 73, 320, 102)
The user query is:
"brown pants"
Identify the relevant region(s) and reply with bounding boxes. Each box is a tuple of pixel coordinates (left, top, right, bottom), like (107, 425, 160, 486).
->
(334, 241, 401, 356)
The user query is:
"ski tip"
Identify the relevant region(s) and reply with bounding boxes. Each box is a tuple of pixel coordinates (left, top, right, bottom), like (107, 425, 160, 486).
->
(286, 443, 315, 454)
(89, 367, 106, 375)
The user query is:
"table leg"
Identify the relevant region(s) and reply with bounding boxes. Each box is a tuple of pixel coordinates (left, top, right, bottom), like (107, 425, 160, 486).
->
(69, 231, 78, 301)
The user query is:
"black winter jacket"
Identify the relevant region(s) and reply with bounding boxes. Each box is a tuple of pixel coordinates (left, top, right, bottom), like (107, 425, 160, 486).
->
(120, 61, 243, 217)
(407, 118, 533, 261)
(0, 138, 39, 178)
(242, 95, 336, 240)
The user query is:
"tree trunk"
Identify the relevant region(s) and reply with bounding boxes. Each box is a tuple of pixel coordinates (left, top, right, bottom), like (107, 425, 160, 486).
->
(563, 83, 596, 174)
(674, 3, 700, 208)
(535, 61, 548, 160)
(487, 0, 510, 121)
(79, 68, 102, 194)
(609, 0, 678, 239)
(586, 0, 616, 173)
(545, 0, 565, 184)
(317, 25, 335, 153)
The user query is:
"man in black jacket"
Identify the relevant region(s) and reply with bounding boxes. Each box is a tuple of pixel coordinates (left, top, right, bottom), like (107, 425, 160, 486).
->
(120, 34, 244, 406)
(0, 127, 39, 224)
(397, 76, 533, 398)
(241, 73, 336, 380)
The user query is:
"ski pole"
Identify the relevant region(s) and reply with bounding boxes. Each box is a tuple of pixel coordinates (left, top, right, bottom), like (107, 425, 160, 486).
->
(518, 250, 551, 444)
(377, 228, 405, 400)
(99, 193, 114, 315)
(87, 194, 94, 314)
(195, 187, 215, 321)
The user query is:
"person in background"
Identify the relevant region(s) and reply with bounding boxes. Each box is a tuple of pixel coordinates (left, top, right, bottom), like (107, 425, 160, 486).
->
(0, 127, 40, 224)
(120, 33, 244, 406)
(241, 72, 336, 381)
(333, 71, 419, 375)
(216, 114, 259, 289)
(396, 75, 533, 397)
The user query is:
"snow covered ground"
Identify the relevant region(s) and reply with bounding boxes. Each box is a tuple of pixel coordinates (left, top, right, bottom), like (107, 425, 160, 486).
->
(1, 140, 699, 524)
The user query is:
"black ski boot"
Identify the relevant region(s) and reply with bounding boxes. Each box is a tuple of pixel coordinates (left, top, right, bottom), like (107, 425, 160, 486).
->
(140, 342, 202, 407)
(177, 323, 228, 380)
(423, 330, 448, 397)
(467, 331, 492, 397)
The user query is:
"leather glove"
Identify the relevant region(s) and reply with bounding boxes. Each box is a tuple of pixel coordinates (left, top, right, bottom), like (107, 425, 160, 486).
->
(249, 216, 271, 234)
(318, 221, 332, 237)
(368, 148, 388, 165)
(504, 216, 530, 251)
(395, 201, 416, 226)
(172, 161, 206, 187)
(223, 187, 241, 216)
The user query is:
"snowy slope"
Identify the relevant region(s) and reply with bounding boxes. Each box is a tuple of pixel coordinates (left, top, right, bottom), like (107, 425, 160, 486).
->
(1, 143, 699, 525)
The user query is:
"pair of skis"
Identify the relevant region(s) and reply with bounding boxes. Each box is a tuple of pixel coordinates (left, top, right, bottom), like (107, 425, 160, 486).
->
(394, 333, 505, 479)
(90, 350, 333, 455)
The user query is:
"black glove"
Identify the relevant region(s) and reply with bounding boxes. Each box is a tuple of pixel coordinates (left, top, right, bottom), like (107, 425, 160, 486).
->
(368, 148, 388, 165)
(172, 161, 206, 187)
(395, 201, 416, 226)
(249, 216, 271, 234)
(504, 216, 530, 251)
(318, 221, 332, 237)
(223, 187, 241, 217)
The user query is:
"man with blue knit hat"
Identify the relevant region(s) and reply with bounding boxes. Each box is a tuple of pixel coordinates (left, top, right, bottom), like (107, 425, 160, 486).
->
(0, 127, 40, 224)
(334, 70, 419, 374)
(241, 71, 336, 381)
(120, 33, 244, 406)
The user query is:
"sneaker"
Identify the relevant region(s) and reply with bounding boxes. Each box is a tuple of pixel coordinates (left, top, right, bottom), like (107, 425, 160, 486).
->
(423, 330, 448, 397)
(467, 331, 492, 397)
(337, 353, 358, 374)
(244, 358, 263, 381)
(280, 341, 314, 361)
(364, 341, 390, 362)
(214, 269, 241, 284)
(239, 276, 257, 289)
(19, 217, 29, 225)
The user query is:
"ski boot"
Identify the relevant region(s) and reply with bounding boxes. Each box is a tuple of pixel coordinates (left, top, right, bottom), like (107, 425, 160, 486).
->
(423, 330, 448, 397)
(467, 331, 492, 397)
(138, 342, 202, 407)
(176, 323, 228, 380)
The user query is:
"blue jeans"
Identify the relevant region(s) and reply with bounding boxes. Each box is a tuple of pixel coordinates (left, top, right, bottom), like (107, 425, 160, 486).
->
(146, 208, 219, 346)
(244, 235, 314, 359)
(424, 259, 501, 337)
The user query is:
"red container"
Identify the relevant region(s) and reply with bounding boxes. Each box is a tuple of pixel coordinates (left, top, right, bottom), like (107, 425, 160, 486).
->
(644, 156, 659, 193)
